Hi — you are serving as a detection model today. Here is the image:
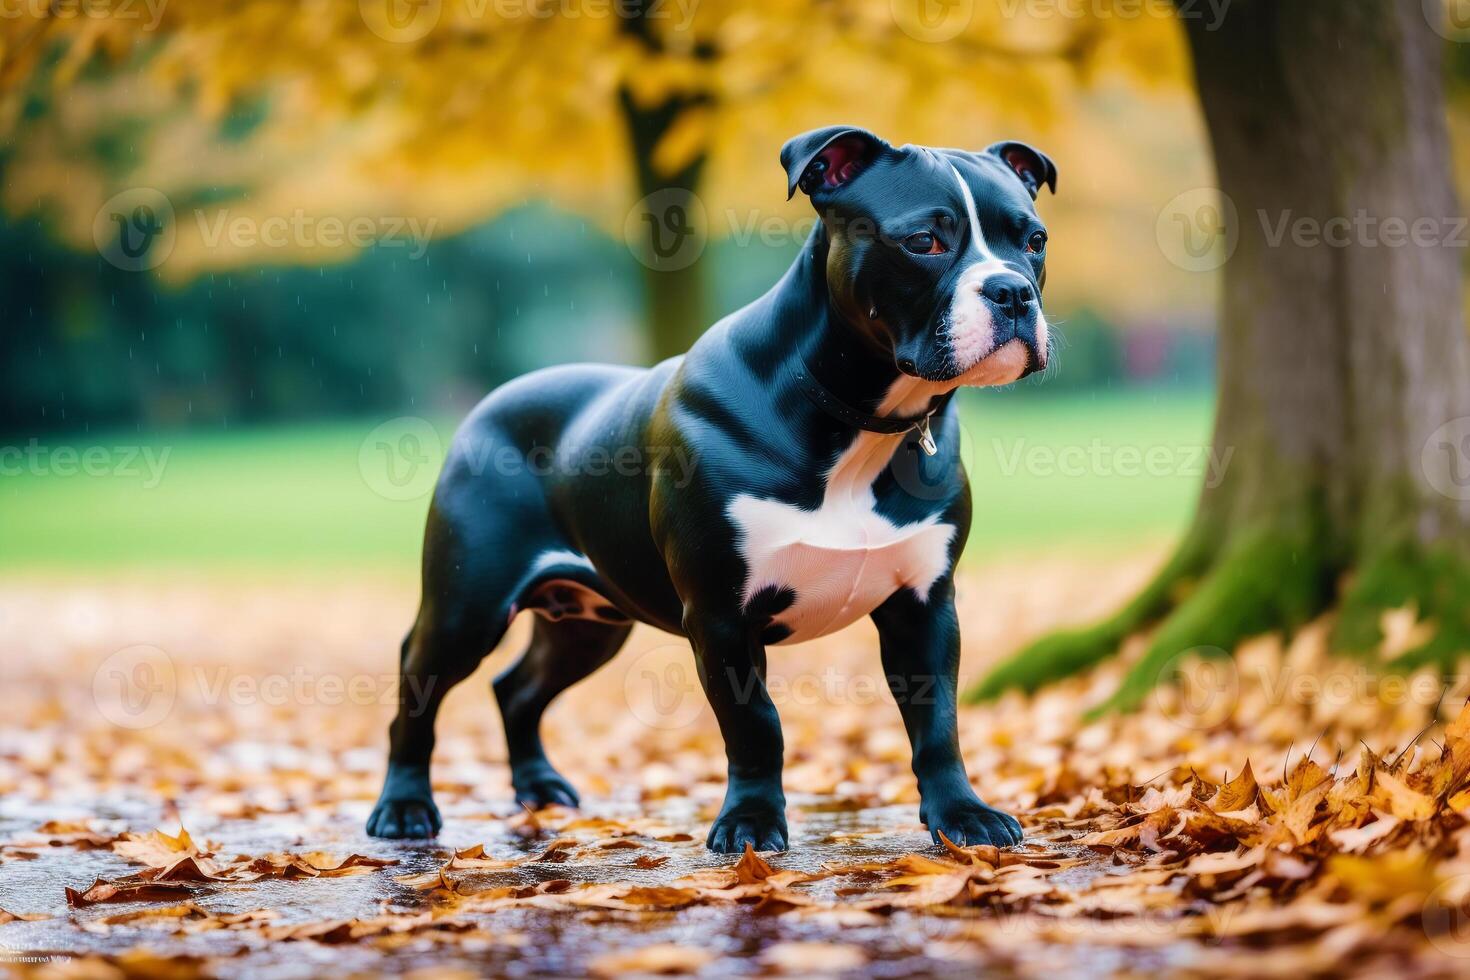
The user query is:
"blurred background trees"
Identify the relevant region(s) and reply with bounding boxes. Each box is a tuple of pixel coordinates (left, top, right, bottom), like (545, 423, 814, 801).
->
(1, 0, 1203, 433)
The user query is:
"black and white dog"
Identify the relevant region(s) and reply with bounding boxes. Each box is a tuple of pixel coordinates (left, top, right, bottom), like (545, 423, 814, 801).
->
(367, 126, 1056, 853)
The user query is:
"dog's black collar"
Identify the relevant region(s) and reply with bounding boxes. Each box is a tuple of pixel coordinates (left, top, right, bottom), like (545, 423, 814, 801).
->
(792, 360, 953, 455)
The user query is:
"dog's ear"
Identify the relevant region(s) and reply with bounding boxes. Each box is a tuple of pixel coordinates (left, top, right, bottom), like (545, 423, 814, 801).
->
(781, 126, 888, 200)
(986, 141, 1057, 198)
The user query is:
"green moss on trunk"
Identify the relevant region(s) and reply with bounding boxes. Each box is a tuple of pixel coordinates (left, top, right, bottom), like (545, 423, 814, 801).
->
(1085, 520, 1333, 717)
(964, 519, 1470, 716)
(1336, 543, 1470, 672)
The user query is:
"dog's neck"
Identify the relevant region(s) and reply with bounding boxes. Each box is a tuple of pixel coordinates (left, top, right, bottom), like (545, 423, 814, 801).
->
(762, 225, 947, 420)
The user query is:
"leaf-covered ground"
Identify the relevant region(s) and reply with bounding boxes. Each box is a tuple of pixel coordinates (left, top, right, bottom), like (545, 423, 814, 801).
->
(4, 554, 1470, 978)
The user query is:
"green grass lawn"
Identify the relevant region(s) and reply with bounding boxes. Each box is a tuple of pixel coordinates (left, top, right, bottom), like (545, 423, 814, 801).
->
(0, 388, 1214, 572)
(959, 387, 1218, 556)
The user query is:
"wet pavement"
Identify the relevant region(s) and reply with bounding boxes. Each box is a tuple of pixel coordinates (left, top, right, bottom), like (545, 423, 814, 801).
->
(0, 793, 1163, 978)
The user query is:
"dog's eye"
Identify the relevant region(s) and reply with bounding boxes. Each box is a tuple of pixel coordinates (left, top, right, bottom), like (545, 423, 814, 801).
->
(903, 232, 945, 255)
(1026, 230, 1048, 254)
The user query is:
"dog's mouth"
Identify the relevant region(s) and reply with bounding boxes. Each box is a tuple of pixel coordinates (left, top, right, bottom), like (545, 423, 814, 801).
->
(896, 298, 1051, 387)
(953, 339, 1037, 387)
(896, 337, 1045, 388)
(963, 306, 1050, 384)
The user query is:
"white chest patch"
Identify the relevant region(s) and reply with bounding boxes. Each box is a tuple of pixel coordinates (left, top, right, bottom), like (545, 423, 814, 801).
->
(727, 381, 957, 646)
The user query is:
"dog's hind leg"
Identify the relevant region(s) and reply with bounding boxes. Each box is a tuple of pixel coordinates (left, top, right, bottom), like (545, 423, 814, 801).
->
(493, 615, 631, 809)
(368, 487, 526, 839)
(367, 593, 507, 838)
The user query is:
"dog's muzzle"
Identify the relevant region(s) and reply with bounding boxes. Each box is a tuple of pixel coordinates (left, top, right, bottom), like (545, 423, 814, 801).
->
(979, 273, 1046, 377)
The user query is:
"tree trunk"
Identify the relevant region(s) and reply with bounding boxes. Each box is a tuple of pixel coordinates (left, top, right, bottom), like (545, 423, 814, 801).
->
(619, 88, 711, 362)
(618, 0, 713, 362)
(970, 0, 1470, 710)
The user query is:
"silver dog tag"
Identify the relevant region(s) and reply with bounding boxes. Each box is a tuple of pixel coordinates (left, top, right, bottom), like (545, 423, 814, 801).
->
(916, 416, 937, 456)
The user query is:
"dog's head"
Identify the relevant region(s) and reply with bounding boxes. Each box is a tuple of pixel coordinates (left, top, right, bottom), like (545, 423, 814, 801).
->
(783, 126, 1056, 387)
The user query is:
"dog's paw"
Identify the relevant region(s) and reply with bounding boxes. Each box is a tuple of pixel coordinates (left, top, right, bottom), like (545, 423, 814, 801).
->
(366, 794, 441, 839)
(922, 795, 1023, 848)
(512, 764, 580, 810)
(367, 764, 441, 839)
(707, 799, 788, 854)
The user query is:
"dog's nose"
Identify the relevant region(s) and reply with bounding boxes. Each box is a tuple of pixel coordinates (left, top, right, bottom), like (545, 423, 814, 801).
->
(981, 275, 1036, 319)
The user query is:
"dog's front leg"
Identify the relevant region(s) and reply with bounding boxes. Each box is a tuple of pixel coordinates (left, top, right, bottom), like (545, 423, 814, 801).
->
(684, 612, 787, 853)
(873, 583, 1023, 848)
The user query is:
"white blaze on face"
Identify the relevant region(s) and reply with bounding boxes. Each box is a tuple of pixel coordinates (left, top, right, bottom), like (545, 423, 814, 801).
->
(727, 377, 956, 646)
(943, 164, 1048, 379)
